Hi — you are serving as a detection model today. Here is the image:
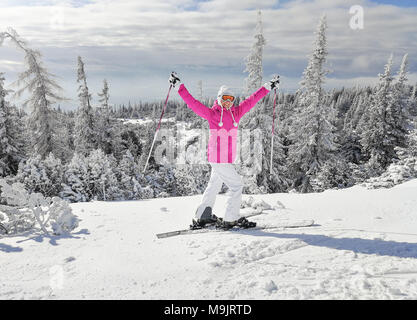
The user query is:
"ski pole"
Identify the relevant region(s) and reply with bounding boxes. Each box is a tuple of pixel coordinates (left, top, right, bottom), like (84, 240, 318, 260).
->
(270, 86, 278, 175)
(143, 84, 173, 173)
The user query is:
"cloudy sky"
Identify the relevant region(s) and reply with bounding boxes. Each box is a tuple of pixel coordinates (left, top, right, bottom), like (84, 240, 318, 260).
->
(0, 0, 416, 110)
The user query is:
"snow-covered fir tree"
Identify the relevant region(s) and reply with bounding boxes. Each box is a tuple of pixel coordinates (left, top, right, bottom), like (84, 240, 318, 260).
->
(244, 10, 266, 97)
(15, 153, 63, 197)
(356, 87, 373, 135)
(95, 79, 123, 157)
(74, 56, 97, 156)
(120, 125, 143, 160)
(96, 78, 112, 155)
(0, 28, 67, 159)
(117, 150, 147, 200)
(387, 53, 411, 150)
(87, 149, 121, 201)
(360, 54, 408, 176)
(54, 109, 74, 161)
(404, 121, 417, 157)
(145, 160, 176, 198)
(239, 10, 287, 193)
(175, 101, 184, 121)
(410, 82, 417, 117)
(0, 72, 23, 177)
(241, 10, 266, 129)
(340, 89, 370, 165)
(363, 118, 417, 190)
(60, 153, 90, 202)
(287, 14, 339, 192)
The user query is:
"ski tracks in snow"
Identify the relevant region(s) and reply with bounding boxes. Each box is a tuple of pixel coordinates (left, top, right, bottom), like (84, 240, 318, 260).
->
(185, 228, 417, 299)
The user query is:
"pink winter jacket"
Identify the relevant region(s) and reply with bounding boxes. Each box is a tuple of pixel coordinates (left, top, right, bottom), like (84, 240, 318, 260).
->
(178, 84, 270, 163)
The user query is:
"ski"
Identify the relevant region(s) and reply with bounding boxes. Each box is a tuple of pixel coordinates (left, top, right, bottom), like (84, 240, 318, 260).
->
(156, 219, 314, 239)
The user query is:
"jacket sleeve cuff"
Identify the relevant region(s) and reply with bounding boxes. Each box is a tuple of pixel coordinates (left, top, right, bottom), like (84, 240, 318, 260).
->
(263, 82, 272, 91)
(175, 82, 184, 92)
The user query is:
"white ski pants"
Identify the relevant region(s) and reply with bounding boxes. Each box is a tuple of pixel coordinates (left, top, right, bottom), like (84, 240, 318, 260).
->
(195, 162, 243, 222)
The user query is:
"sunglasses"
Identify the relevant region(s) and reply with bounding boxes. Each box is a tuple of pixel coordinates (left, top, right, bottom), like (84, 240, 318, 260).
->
(221, 95, 235, 102)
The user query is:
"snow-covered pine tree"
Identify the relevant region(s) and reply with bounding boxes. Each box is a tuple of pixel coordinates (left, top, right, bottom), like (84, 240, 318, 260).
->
(239, 10, 281, 193)
(60, 153, 90, 202)
(117, 150, 143, 200)
(241, 10, 266, 130)
(74, 56, 97, 156)
(287, 14, 339, 192)
(346, 90, 365, 133)
(364, 120, 417, 189)
(360, 54, 399, 175)
(395, 118, 417, 172)
(15, 153, 63, 197)
(356, 88, 373, 136)
(387, 53, 411, 152)
(120, 125, 143, 160)
(87, 149, 121, 201)
(410, 82, 417, 117)
(175, 101, 184, 121)
(404, 121, 417, 157)
(152, 104, 157, 120)
(341, 90, 368, 165)
(0, 28, 67, 159)
(96, 79, 112, 154)
(95, 79, 123, 157)
(244, 10, 266, 97)
(363, 63, 417, 188)
(0, 72, 23, 177)
(43, 153, 64, 196)
(54, 108, 75, 161)
(156, 165, 176, 198)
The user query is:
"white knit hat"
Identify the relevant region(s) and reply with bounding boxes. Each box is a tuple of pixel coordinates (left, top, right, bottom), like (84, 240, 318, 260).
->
(217, 85, 235, 105)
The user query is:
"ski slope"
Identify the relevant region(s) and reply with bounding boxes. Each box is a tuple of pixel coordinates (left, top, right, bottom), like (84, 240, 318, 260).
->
(1, 179, 417, 299)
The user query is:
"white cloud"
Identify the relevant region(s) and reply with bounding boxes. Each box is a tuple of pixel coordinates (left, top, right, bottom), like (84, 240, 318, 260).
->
(198, 0, 278, 11)
(0, 0, 416, 109)
(0, 59, 23, 71)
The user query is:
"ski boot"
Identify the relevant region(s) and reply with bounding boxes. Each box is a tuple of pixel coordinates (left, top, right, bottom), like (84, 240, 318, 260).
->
(216, 216, 257, 230)
(190, 207, 219, 230)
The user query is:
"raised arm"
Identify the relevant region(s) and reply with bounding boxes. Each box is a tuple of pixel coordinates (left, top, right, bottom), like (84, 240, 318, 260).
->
(235, 75, 280, 120)
(235, 86, 270, 120)
(168, 71, 211, 120)
(177, 83, 211, 120)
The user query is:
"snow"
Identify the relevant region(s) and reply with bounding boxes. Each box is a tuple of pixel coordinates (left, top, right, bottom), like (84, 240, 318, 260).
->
(119, 117, 176, 125)
(2, 179, 417, 299)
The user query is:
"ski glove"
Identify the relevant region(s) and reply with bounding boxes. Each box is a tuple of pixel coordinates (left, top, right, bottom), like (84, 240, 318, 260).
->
(169, 71, 181, 88)
(264, 75, 280, 91)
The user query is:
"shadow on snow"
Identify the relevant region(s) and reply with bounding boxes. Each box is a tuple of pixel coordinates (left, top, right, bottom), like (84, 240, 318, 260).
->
(240, 229, 417, 259)
(13, 228, 90, 247)
(0, 242, 23, 253)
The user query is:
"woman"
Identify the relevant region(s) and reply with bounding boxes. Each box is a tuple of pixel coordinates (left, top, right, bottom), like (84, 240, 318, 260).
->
(169, 72, 279, 229)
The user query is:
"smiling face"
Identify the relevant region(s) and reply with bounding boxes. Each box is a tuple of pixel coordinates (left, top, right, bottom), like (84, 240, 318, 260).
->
(221, 99, 233, 110)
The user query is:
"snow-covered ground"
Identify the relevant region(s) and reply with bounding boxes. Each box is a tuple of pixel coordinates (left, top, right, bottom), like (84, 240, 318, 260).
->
(2, 179, 417, 300)
(119, 117, 176, 125)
